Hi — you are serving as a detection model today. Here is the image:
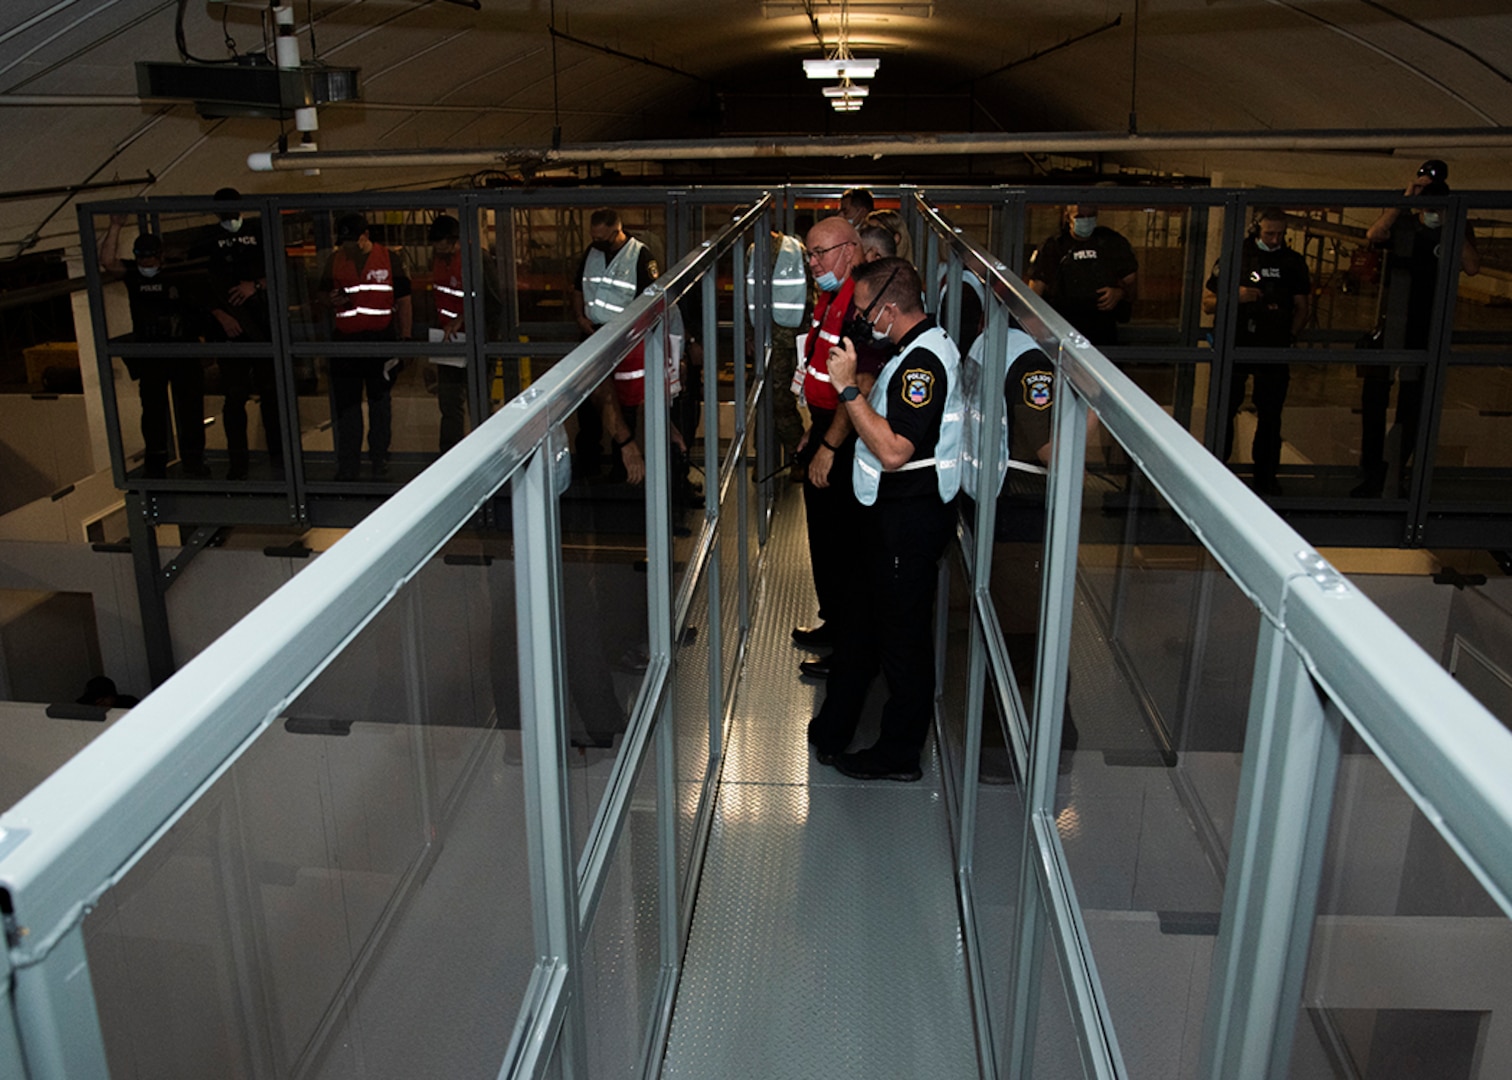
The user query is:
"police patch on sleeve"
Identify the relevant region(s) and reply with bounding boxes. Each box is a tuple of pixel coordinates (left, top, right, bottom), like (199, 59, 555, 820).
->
(902, 368, 934, 408)
(1022, 370, 1054, 411)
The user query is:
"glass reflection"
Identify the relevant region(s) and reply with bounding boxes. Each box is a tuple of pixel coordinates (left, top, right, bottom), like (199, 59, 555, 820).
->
(1431, 366, 1512, 506)
(81, 556, 535, 1079)
(1289, 734, 1511, 1079)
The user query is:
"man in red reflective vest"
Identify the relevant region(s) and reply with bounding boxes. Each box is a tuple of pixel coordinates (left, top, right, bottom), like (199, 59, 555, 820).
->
(790, 215, 890, 676)
(319, 213, 412, 480)
(428, 213, 502, 453)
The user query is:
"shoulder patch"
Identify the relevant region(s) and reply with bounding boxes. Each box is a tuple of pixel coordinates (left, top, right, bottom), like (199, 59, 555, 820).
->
(902, 368, 934, 408)
(1021, 370, 1054, 411)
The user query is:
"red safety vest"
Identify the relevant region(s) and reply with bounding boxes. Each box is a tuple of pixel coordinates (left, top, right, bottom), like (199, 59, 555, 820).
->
(613, 343, 647, 407)
(432, 250, 465, 328)
(801, 277, 856, 411)
(332, 244, 396, 335)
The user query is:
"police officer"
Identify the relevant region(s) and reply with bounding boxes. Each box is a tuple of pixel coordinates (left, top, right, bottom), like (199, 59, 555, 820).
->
(808, 257, 962, 782)
(198, 187, 281, 480)
(100, 217, 208, 479)
(1028, 203, 1138, 346)
(1204, 206, 1311, 496)
(318, 213, 412, 481)
(1353, 160, 1480, 497)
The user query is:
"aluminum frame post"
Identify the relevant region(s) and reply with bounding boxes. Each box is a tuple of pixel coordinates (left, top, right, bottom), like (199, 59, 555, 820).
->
(1199, 619, 1337, 1079)
(701, 270, 726, 763)
(511, 448, 587, 1078)
(10, 923, 109, 1080)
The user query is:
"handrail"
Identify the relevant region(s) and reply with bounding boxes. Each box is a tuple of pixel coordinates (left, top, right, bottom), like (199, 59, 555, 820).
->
(0, 193, 773, 966)
(911, 190, 1512, 915)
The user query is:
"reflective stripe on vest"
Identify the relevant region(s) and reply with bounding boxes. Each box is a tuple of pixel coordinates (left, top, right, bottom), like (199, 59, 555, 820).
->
(852, 324, 963, 507)
(433, 251, 465, 324)
(747, 234, 808, 329)
(332, 245, 395, 334)
(799, 279, 855, 410)
(583, 238, 646, 325)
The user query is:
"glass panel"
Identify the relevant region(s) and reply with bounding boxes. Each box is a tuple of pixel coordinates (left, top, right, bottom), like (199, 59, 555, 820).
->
(581, 748, 664, 1079)
(1026, 873, 1093, 1080)
(1213, 360, 1428, 500)
(672, 573, 713, 899)
(717, 466, 743, 707)
(1287, 734, 1510, 1079)
(938, 549, 973, 788)
(559, 367, 650, 861)
(505, 203, 669, 341)
(1024, 201, 1205, 345)
(1454, 206, 1512, 343)
(1059, 454, 1258, 1080)
(973, 643, 1030, 1065)
(81, 554, 535, 1080)
(1430, 365, 1512, 506)
(282, 206, 456, 486)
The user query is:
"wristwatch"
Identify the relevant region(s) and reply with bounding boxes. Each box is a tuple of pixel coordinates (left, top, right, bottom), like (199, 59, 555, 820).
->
(839, 385, 861, 402)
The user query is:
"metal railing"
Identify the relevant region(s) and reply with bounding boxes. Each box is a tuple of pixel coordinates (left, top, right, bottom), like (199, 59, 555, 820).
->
(1, 195, 778, 1079)
(921, 190, 1512, 1079)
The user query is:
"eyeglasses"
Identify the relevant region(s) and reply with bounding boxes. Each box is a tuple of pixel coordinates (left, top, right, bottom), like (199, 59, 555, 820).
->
(806, 240, 854, 262)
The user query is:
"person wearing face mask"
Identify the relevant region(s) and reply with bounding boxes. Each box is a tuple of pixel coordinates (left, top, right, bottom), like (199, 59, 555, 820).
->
(1352, 160, 1480, 498)
(808, 257, 962, 782)
(195, 187, 282, 480)
(838, 187, 875, 229)
(317, 213, 413, 481)
(570, 208, 660, 483)
(1027, 203, 1138, 346)
(788, 216, 889, 675)
(99, 218, 209, 480)
(1202, 206, 1311, 497)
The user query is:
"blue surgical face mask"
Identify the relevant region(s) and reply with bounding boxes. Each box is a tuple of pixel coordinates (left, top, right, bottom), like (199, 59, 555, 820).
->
(1071, 216, 1096, 239)
(138, 264, 160, 277)
(1421, 212, 1443, 229)
(221, 217, 242, 234)
(1255, 238, 1276, 253)
(816, 270, 842, 292)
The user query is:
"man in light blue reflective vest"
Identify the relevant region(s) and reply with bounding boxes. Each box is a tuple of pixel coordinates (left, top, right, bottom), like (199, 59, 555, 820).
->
(808, 257, 963, 782)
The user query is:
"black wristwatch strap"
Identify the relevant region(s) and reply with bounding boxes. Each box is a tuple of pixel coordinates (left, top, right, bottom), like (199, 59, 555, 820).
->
(839, 385, 861, 402)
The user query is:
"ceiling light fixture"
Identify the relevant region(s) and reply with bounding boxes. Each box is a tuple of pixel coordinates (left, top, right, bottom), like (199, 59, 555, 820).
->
(804, 0, 878, 112)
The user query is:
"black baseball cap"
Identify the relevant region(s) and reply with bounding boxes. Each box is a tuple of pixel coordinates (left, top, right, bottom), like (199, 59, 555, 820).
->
(132, 233, 162, 257)
(429, 214, 460, 242)
(335, 213, 368, 242)
(1418, 159, 1449, 182)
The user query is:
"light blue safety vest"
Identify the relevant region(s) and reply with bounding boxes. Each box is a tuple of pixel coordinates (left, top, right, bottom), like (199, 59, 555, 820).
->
(853, 324, 964, 507)
(583, 237, 647, 325)
(747, 234, 808, 329)
(961, 328, 1046, 498)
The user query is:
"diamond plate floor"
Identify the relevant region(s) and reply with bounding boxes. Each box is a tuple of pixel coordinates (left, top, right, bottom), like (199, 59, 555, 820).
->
(661, 484, 979, 1080)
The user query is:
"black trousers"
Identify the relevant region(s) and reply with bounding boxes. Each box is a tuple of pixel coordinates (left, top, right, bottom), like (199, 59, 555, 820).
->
(219, 357, 282, 467)
(137, 357, 206, 469)
(800, 407, 858, 626)
(1223, 363, 1291, 484)
(330, 356, 393, 474)
(436, 363, 469, 453)
(1359, 368, 1424, 473)
(812, 495, 955, 766)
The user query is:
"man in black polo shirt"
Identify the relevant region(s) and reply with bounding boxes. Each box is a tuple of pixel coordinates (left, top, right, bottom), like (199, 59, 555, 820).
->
(808, 257, 962, 782)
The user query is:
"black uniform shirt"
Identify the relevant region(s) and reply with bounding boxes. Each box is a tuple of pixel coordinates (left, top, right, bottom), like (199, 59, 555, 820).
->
(1028, 227, 1138, 345)
(878, 317, 950, 501)
(1208, 238, 1310, 347)
(122, 260, 184, 343)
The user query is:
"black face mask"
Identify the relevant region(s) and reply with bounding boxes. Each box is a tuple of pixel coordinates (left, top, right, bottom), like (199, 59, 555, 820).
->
(592, 240, 614, 254)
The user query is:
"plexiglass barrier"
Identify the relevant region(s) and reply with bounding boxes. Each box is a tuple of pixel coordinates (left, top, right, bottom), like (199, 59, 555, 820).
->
(1, 196, 776, 1080)
(920, 190, 1512, 1080)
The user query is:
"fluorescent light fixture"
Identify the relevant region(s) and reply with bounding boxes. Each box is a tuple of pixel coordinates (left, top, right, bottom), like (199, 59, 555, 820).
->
(832, 99, 863, 111)
(803, 58, 880, 79)
(822, 84, 869, 98)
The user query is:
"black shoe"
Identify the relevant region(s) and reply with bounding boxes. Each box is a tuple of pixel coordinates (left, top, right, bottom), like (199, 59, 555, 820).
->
(835, 747, 922, 783)
(1253, 477, 1283, 497)
(371, 455, 390, 478)
(807, 717, 844, 765)
(334, 467, 359, 482)
(226, 462, 248, 481)
(791, 623, 833, 648)
(799, 658, 830, 679)
(181, 459, 212, 479)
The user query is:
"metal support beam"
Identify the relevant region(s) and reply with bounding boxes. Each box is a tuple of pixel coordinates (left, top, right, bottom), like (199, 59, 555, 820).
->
(9, 924, 110, 1080)
(124, 492, 175, 687)
(1199, 623, 1339, 1078)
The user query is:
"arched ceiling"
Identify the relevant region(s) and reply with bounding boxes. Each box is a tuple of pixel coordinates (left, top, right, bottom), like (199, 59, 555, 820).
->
(2, 0, 1511, 255)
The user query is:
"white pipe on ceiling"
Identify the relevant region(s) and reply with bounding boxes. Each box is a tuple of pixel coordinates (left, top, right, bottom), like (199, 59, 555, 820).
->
(247, 127, 1512, 172)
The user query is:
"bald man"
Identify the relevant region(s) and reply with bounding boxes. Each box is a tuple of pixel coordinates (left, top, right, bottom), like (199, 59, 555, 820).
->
(790, 217, 891, 669)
